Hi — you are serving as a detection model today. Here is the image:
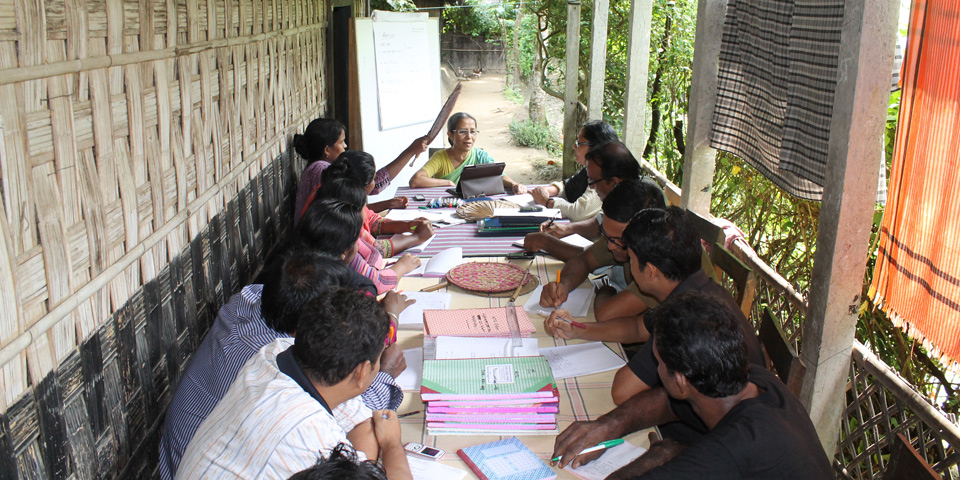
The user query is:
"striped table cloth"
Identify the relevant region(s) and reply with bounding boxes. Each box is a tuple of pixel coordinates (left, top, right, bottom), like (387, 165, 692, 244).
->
(393, 256, 653, 478)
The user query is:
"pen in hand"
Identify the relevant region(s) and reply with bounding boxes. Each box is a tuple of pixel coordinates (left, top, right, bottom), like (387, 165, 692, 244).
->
(537, 309, 587, 329)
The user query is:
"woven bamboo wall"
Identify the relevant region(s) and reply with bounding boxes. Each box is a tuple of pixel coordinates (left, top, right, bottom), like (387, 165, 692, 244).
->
(0, 0, 326, 476)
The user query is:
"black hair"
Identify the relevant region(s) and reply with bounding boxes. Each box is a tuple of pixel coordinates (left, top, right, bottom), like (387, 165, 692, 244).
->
(296, 198, 363, 255)
(260, 251, 365, 335)
(293, 288, 389, 386)
(580, 120, 618, 144)
(649, 291, 749, 398)
(622, 206, 702, 282)
(447, 112, 477, 132)
(287, 443, 388, 480)
(293, 118, 345, 162)
(313, 176, 367, 209)
(584, 141, 641, 181)
(321, 151, 376, 186)
(601, 180, 666, 223)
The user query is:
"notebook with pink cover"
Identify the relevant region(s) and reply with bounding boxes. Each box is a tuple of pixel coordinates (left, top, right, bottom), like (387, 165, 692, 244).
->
(422, 307, 536, 337)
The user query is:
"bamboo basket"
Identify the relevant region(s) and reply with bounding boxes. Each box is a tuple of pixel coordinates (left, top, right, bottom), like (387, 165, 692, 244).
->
(0, 0, 326, 476)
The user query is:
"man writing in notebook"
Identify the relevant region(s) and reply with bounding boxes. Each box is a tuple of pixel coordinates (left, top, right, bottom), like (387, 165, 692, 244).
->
(585, 291, 832, 479)
(176, 288, 413, 480)
(548, 207, 765, 447)
(536, 178, 668, 323)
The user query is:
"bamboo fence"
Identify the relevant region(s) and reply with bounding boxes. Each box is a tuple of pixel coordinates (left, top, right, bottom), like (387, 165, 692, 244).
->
(0, 0, 325, 476)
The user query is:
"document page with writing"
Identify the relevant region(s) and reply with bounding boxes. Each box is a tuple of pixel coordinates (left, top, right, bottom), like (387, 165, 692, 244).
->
(524, 285, 594, 318)
(540, 342, 625, 379)
(564, 441, 647, 480)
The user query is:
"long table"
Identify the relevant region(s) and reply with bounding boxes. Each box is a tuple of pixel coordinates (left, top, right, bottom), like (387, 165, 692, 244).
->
(390, 186, 544, 257)
(394, 254, 652, 479)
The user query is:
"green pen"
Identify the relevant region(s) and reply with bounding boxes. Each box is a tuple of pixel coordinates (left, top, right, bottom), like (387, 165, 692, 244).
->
(551, 439, 624, 462)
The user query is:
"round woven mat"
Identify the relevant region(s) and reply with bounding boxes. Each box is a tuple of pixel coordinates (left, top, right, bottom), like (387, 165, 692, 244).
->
(456, 200, 520, 221)
(445, 262, 540, 297)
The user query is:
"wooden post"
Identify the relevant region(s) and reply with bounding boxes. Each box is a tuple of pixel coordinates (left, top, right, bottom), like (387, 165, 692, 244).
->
(562, 0, 582, 178)
(679, 0, 726, 214)
(800, 0, 898, 455)
(586, 0, 609, 122)
(621, 0, 653, 156)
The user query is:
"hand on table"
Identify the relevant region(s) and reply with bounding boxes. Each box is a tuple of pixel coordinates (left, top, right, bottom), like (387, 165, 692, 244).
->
(384, 196, 409, 210)
(539, 220, 569, 238)
(382, 290, 415, 317)
(531, 186, 552, 206)
(372, 409, 403, 448)
(392, 254, 421, 275)
(539, 281, 569, 308)
(607, 433, 686, 479)
(522, 232, 552, 254)
(552, 417, 621, 469)
(544, 308, 580, 340)
(378, 343, 407, 378)
(410, 219, 434, 240)
(512, 183, 528, 194)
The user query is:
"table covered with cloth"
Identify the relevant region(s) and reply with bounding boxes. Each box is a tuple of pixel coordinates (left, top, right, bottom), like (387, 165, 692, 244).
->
(394, 254, 652, 479)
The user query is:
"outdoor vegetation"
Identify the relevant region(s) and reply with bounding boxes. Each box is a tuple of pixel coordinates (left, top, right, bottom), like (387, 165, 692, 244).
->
(391, 0, 960, 414)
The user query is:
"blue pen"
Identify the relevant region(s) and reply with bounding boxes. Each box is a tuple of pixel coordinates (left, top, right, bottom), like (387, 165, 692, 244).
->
(552, 439, 624, 462)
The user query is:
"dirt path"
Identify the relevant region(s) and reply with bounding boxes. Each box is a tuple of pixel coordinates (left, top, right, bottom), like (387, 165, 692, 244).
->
(453, 75, 545, 184)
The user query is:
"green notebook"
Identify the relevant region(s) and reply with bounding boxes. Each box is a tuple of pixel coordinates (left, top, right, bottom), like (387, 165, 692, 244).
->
(420, 356, 557, 401)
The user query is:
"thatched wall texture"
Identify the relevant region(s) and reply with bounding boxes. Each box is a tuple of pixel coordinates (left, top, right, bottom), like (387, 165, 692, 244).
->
(0, 0, 326, 476)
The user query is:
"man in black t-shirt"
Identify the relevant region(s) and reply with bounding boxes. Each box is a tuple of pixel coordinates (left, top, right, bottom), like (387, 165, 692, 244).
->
(608, 291, 833, 479)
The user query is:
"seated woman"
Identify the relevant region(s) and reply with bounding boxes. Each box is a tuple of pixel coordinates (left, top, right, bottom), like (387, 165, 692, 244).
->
(409, 112, 526, 194)
(304, 177, 421, 294)
(293, 118, 428, 220)
(316, 152, 435, 258)
(529, 120, 618, 221)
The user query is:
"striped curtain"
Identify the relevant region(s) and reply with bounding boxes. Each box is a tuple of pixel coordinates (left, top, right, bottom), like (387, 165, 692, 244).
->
(871, 0, 960, 366)
(710, 0, 845, 201)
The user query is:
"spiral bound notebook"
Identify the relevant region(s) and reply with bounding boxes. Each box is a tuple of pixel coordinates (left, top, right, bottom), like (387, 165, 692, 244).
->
(457, 437, 556, 480)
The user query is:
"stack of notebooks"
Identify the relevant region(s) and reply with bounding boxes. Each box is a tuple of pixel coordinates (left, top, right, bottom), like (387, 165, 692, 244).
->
(420, 355, 559, 435)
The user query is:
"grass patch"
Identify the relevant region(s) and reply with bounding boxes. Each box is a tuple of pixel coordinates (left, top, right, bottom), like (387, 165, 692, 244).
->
(529, 156, 563, 183)
(508, 119, 562, 156)
(503, 85, 524, 104)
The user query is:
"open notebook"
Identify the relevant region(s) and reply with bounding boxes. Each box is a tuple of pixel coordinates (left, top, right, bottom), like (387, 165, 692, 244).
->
(405, 247, 466, 277)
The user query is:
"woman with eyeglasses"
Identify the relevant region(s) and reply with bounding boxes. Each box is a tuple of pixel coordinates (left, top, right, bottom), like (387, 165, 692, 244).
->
(293, 118, 429, 221)
(408, 112, 526, 193)
(529, 120, 618, 221)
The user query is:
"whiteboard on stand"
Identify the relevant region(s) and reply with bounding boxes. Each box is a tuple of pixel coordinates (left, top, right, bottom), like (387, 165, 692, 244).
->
(354, 12, 445, 202)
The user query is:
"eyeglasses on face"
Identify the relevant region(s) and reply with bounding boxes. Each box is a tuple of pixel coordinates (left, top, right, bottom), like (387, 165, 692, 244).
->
(587, 176, 610, 187)
(574, 141, 593, 148)
(453, 129, 480, 136)
(599, 222, 626, 250)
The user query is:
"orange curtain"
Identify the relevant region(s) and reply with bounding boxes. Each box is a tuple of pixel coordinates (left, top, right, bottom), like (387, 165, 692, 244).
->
(871, 0, 960, 366)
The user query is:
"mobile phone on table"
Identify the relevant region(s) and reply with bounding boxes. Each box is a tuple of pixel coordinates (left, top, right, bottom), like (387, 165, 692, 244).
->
(404, 442, 445, 460)
(413, 195, 426, 201)
(519, 206, 543, 212)
(507, 252, 536, 260)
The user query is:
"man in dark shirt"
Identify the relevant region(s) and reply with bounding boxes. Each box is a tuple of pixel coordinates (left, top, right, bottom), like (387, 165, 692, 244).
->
(607, 291, 833, 479)
(545, 207, 764, 405)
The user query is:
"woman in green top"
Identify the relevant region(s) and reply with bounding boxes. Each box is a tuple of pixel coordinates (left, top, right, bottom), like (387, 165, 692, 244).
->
(409, 112, 526, 193)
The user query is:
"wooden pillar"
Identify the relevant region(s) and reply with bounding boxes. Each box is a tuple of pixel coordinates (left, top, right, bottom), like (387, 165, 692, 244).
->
(800, 0, 899, 455)
(562, 0, 582, 178)
(621, 0, 653, 156)
(679, 0, 726, 213)
(586, 0, 609, 121)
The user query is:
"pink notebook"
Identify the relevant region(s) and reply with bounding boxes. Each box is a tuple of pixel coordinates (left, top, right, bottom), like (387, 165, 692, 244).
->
(423, 307, 536, 337)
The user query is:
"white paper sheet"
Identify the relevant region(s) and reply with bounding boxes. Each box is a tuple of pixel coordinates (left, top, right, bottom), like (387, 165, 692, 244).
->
(493, 207, 561, 218)
(397, 233, 435, 254)
(524, 285, 594, 318)
(434, 336, 540, 359)
(540, 342, 626, 379)
(407, 455, 468, 480)
(499, 193, 536, 207)
(513, 234, 595, 251)
(395, 347, 423, 390)
(564, 441, 647, 480)
(398, 292, 453, 327)
(406, 247, 465, 276)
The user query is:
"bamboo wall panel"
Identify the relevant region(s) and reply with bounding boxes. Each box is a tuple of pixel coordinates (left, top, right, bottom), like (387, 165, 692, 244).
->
(0, 0, 324, 476)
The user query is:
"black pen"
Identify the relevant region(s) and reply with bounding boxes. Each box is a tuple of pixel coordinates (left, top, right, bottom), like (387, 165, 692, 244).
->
(398, 410, 421, 418)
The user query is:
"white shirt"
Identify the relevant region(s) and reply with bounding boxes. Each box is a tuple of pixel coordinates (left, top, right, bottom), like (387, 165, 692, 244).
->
(175, 338, 373, 479)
